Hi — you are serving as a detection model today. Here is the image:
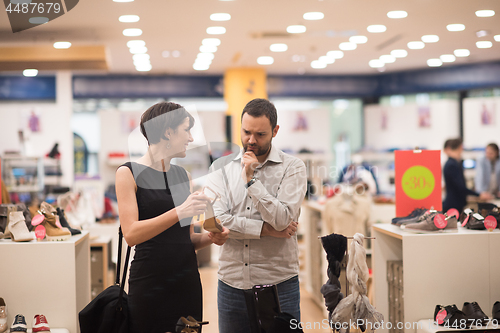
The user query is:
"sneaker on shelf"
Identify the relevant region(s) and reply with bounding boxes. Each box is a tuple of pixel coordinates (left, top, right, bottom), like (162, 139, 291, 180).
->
(443, 213, 458, 230)
(462, 302, 489, 327)
(492, 301, 500, 321)
(32, 314, 50, 333)
(40, 210, 71, 242)
(0, 298, 7, 333)
(434, 304, 467, 328)
(391, 207, 427, 225)
(460, 209, 486, 230)
(9, 314, 27, 333)
(402, 211, 448, 232)
(398, 209, 438, 226)
(56, 208, 81, 235)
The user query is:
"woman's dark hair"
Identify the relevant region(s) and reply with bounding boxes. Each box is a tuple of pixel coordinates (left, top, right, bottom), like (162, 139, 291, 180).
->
(487, 143, 499, 158)
(140, 102, 194, 145)
(443, 138, 462, 150)
(241, 98, 277, 129)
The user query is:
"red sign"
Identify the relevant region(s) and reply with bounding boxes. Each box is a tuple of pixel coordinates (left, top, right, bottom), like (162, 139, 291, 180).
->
(35, 225, 46, 240)
(395, 150, 442, 217)
(433, 214, 447, 229)
(484, 216, 497, 230)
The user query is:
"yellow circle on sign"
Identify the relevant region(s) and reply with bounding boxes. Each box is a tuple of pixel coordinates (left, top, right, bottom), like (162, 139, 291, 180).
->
(401, 165, 435, 200)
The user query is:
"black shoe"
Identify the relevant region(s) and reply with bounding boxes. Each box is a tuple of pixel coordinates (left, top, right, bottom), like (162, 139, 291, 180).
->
(493, 301, 500, 321)
(56, 207, 81, 235)
(478, 203, 500, 229)
(392, 208, 427, 225)
(434, 304, 467, 327)
(459, 209, 486, 230)
(462, 302, 489, 326)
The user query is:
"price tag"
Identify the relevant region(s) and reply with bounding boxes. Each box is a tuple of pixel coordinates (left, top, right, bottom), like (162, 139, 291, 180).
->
(436, 308, 447, 325)
(34, 225, 46, 240)
(446, 208, 459, 219)
(31, 214, 44, 226)
(461, 214, 470, 227)
(484, 216, 497, 231)
(434, 214, 447, 229)
(55, 217, 62, 229)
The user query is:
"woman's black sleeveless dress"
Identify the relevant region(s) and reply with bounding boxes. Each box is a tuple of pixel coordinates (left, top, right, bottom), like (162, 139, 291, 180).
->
(121, 162, 202, 333)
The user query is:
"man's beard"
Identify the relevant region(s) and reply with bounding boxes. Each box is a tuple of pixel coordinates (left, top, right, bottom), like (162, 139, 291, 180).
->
(244, 142, 271, 156)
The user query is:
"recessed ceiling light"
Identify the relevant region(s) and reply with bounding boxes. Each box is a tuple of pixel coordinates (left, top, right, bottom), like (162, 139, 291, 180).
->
(257, 56, 274, 65)
(193, 63, 210, 71)
(297, 68, 305, 75)
(446, 24, 465, 32)
(195, 59, 212, 67)
(421, 35, 439, 43)
(23, 69, 38, 77)
(387, 10, 407, 19)
(53, 41, 71, 49)
(136, 64, 152, 72)
(270, 43, 288, 52)
(123, 28, 142, 37)
(303, 12, 324, 20)
(292, 55, 301, 62)
(380, 55, 396, 63)
(127, 40, 145, 48)
(391, 49, 408, 58)
(339, 42, 356, 51)
(119, 15, 139, 23)
(408, 41, 425, 49)
(310, 60, 326, 69)
(476, 41, 493, 48)
(327, 50, 344, 59)
(476, 30, 489, 38)
(129, 46, 148, 54)
(197, 53, 215, 61)
(475, 10, 495, 17)
(200, 45, 217, 53)
(349, 35, 368, 44)
(172, 50, 181, 57)
(367, 25, 386, 33)
(210, 13, 231, 21)
(162, 51, 170, 58)
(495, 35, 500, 42)
(440, 54, 456, 63)
(207, 26, 226, 35)
(202, 38, 221, 46)
(133, 54, 150, 62)
(427, 59, 442, 67)
(287, 25, 306, 33)
(134, 59, 151, 66)
(369, 60, 384, 68)
(319, 55, 335, 64)
(454, 49, 470, 57)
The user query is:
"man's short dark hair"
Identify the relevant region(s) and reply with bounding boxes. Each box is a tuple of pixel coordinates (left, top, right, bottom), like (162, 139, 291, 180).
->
(241, 98, 277, 129)
(444, 138, 463, 150)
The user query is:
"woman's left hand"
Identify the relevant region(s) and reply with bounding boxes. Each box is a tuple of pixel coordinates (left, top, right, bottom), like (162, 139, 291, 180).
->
(208, 225, 229, 246)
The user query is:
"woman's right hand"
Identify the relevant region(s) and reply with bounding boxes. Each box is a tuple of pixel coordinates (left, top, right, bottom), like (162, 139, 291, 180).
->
(177, 191, 211, 220)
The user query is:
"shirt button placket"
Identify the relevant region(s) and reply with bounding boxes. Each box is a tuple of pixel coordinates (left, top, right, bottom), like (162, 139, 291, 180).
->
(243, 239, 250, 286)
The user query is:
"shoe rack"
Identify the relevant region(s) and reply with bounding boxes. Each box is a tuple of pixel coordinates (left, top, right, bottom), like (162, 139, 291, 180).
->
(0, 231, 91, 333)
(372, 224, 500, 333)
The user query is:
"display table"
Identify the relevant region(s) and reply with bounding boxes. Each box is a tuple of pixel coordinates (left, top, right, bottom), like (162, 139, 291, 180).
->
(372, 224, 500, 333)
(416, 319, 500, 333)
(0, 231, 91, 333)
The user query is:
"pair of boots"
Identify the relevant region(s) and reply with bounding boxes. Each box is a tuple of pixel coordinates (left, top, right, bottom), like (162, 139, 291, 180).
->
(38, 202, 72, 241)
(0, 211, 34, 242)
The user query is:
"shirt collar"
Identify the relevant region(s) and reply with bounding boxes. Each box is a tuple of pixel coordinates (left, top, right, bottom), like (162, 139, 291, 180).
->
(233, 144, 283, 165)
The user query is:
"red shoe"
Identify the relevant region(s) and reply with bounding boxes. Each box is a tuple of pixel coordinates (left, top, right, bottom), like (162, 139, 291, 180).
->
(32, 315, 50, 333)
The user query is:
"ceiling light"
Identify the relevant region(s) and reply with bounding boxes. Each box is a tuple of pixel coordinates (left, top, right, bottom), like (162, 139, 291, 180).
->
(446, 24, 465, 32)
(127, 40, 145, 48)
(339, 42, 357, 50)
(197, 53, 215, 61)
(454, 49, 470, 57)
(380, 55, 396, 63)
(475, 10, 495, 17)
(440, 54, 456, 63)
(287, 25, 306, 33)
(427, 59, 442, 67)
(202, 38, 221, 46)
(476, 30, 488, 38)
(270, 43, 288, 52)
(349, 35, 368, 44)
(172, 50, 181, 57)
(133, 59, 150, 66)
(319, 56, 335, 64)
(133, 54, 150, 62)
(369, 60, 384, 68)
(210, 13, 231, 21)
(495, 35, 500, 42)
(387, 11, 408, 19)
(200, 45, 217, 53)
(193, 63, 210, 71)
(303, 12, 324, 20)
(123, 28, 142, 36)
(206, 26, 226, 34)
(23, 69, 38, 77)
(367, 25, 386, 33)
(327, 50, 344, 59)
(257, 56, 274, 65)
(310, 60, 326, 69)
(195, 58, 212, 65)
(476, 41, 493, 48)
(408, 41, 425, 49)
(135, 64, 152, 72)
(162, 51, 170, 58)
(119, 15, 139, 23)
(53, 41, 71, 49)
(391, 49, 408, 58)
(421, 35, 439, 43)
(129, 46, 148, 54)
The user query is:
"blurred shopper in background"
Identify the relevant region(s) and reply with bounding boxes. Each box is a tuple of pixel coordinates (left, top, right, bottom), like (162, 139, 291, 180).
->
(475, 143, 500, 199)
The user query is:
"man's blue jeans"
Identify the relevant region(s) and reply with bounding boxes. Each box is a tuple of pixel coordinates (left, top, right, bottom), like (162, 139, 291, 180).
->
(218, 276, 301, 333)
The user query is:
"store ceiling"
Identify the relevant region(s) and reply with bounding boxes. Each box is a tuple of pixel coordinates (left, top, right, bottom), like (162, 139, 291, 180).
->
(0, 0, 499, 75)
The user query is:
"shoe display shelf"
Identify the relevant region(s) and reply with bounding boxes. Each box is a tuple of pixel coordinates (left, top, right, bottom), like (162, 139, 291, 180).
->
(0, 231, 91, 333)
(416, 319, 500, 333)
(372, 224, 500, 333)
(1, 155, 44, 193)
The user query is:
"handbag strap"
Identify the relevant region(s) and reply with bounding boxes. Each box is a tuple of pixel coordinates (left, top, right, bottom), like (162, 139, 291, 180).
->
(116, 227, 131, 309)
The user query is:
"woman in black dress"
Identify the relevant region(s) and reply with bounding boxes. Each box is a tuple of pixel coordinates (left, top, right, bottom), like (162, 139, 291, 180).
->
(115, 102, 229, 333)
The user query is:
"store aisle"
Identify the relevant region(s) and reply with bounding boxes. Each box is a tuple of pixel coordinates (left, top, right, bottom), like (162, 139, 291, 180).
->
(199, 264, 332, 333)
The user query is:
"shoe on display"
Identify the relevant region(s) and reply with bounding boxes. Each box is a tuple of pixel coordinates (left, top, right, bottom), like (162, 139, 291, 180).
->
(32, 314, 50, 333)
(7, 212, 34, 242)
(399, 209, 439, 226)
(391, 207, 427, 225)
(56, 208, 81, 236)
(493, 301, 500, 321)
(40, 210, 71, 242)
(0, 298, 7, 333)
(462, 302, 489, 326)
(0, 205, 18, 239)
(402, 211, 456, 232)
(434, 304, 467, 328)
(460, 209, 486, 230)
(9, 314, 27, 333)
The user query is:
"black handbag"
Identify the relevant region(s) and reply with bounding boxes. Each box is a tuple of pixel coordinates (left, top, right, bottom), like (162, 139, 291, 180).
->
(79, 227, 131, 333)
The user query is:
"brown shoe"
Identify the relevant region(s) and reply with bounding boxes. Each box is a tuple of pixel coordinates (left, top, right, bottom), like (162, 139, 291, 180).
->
(40, 210, 71, 241)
